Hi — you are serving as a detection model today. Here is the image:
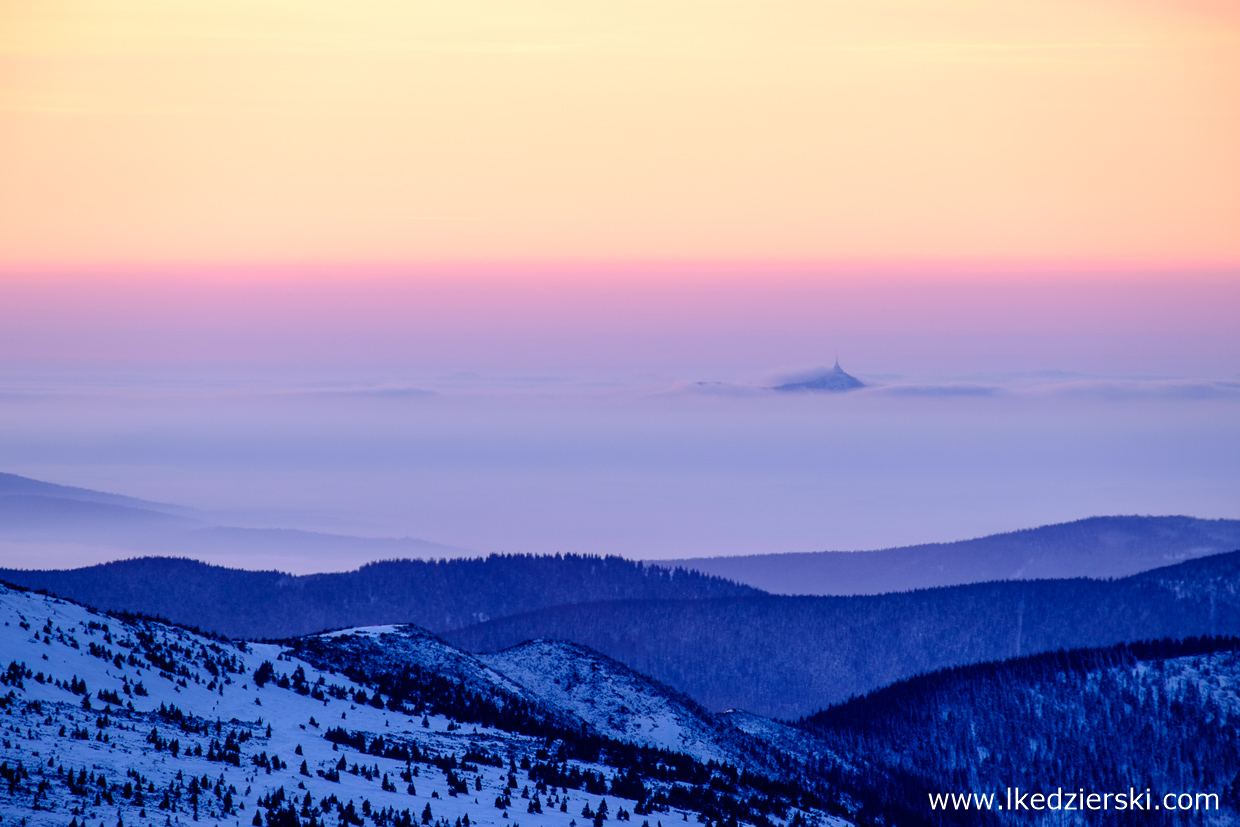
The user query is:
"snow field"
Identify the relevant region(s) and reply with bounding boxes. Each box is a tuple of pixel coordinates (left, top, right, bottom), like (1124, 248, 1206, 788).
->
(0, 587, 848, 827)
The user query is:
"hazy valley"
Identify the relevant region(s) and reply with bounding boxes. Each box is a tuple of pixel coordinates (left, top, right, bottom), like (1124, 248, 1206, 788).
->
(3, 472, 1240, 825)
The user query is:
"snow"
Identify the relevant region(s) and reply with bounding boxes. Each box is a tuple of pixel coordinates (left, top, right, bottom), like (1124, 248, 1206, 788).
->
(318, 627, 407, 640)
(293, 627, 544, 718)
(0, 585, 851, 827)
(715, 712, 858, 782)
(480, 642, 736, 766)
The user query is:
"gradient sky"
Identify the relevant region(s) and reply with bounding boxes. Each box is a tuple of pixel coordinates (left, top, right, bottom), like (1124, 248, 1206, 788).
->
(1, 0, 1238, 569)
(2, 0, 1239, 269)
(1, 270, 1239, 377)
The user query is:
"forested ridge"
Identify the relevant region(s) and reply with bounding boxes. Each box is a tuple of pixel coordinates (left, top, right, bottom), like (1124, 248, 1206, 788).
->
(446, 551, 1240, 716)
(0, 554, 760, 638)
(798, 637, 1240, 826)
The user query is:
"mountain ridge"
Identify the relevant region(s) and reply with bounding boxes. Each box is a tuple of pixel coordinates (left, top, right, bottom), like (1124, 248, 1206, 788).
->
(663, 515, 1240, 595)
(444, 550, 1240, 717)
(0, 553, 763, 639)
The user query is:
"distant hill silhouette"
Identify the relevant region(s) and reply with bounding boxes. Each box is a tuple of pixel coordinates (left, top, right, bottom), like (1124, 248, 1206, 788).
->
(0, 471, 466, 565)
(772, 359, 865, 392)
(0, 470, 194, 515)
(0, 495, 198, 547)
(0, 554, 762, 639)
(665, 515, 1240, 595)
(444, 550, 1240, 717)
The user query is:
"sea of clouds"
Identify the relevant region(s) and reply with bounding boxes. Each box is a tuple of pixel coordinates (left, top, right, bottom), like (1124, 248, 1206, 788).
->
(1, 363, 1237, 572)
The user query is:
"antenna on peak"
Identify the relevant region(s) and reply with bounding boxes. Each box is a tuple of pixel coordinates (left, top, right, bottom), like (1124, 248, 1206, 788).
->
(834, 352, 840, 370)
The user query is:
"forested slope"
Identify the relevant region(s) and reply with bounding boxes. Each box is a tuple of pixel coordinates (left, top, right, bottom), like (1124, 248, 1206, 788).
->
(447, 552, 1240, 717)
(0, 554, 760, 638)
(800, 637, 1240, 826)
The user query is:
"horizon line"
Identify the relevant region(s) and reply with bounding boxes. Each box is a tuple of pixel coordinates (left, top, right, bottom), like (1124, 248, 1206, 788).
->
(3, 259, 1239, 286)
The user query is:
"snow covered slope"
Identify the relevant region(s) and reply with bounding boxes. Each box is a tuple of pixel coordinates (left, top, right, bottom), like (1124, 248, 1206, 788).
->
(717, 713, 851, 777)
(0, 584, 851, 827)
(292, 625, 547, 720)
(480, 641, 743, 767)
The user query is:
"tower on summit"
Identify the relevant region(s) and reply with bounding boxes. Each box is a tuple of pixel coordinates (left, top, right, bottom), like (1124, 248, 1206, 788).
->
(773, 358, 865, 392)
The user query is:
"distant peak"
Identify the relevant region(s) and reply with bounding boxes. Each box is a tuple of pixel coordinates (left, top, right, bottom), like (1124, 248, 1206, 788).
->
(773, 360, 865, 393)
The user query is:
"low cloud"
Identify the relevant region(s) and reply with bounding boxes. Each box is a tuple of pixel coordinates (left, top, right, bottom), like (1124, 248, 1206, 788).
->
(1043, 379, 1240, 401)
(296, 384, 435, 399)
(875, 383, 1003, 398)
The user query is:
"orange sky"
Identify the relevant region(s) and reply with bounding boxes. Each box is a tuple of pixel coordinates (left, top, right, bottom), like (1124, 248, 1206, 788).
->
(1, 0, 1238, 271)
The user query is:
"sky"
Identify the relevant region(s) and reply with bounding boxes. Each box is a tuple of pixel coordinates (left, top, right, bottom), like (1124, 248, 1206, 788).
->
(2, 0, 1238, 267)
(0, 0, 1237, 570)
